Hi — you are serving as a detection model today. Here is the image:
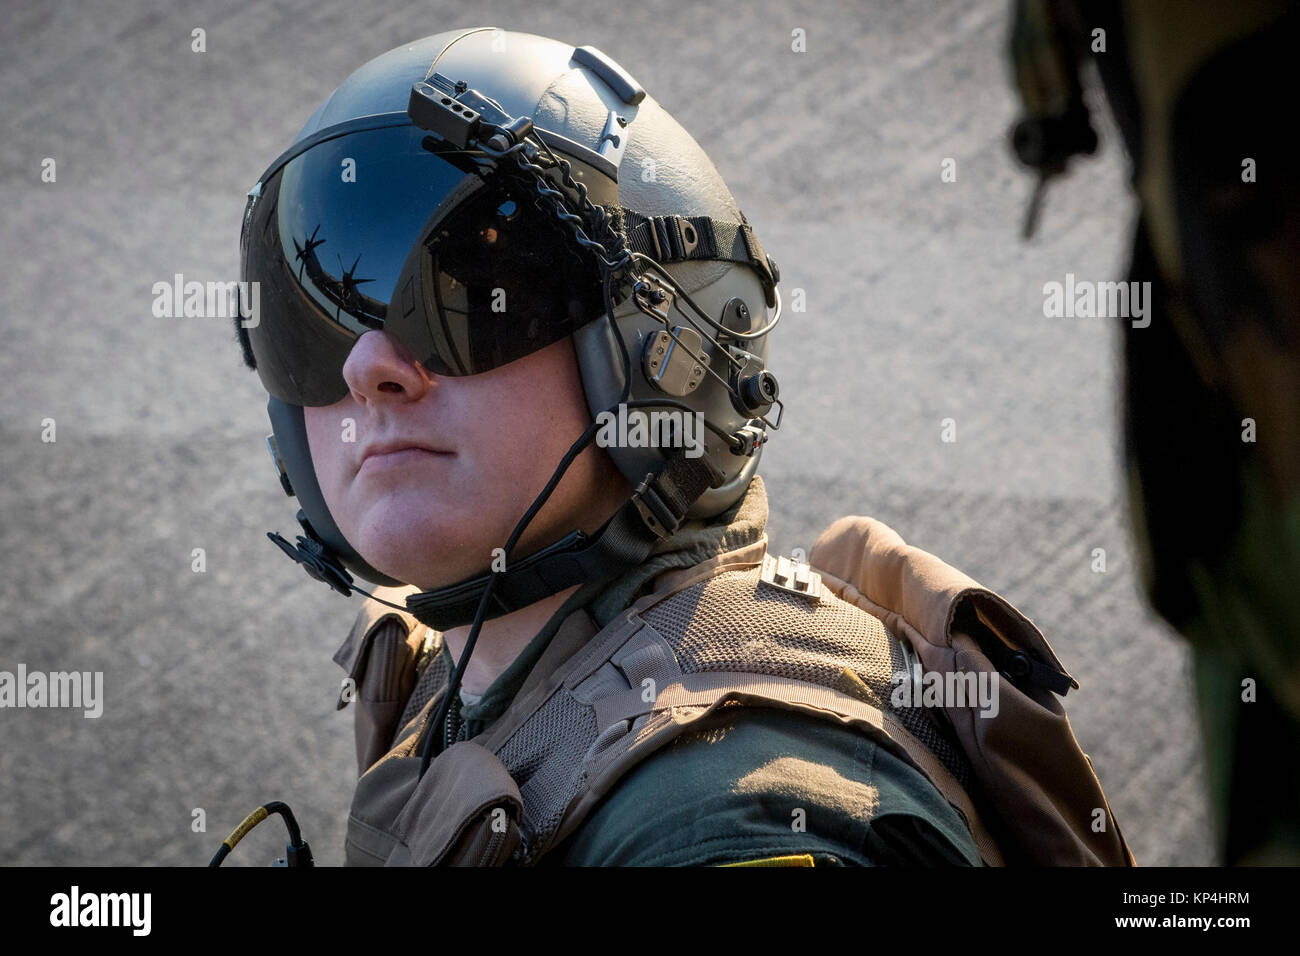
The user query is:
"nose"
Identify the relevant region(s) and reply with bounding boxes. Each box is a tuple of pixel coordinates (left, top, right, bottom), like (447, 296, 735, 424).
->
(342, 331, 433, 407)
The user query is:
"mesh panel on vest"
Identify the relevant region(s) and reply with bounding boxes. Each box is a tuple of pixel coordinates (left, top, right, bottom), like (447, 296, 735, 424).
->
(493, 693, 599, 859)
(397, 638, 450, 735)
(392, 653, 597, 861)
(640, 565, 974, 791)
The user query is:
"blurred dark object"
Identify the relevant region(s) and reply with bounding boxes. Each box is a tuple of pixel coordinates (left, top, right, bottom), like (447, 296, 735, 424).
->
(1009, 0, 1300, 864)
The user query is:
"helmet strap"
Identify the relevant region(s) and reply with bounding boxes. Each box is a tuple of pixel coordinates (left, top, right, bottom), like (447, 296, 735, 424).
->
(404, 450, 723, 631)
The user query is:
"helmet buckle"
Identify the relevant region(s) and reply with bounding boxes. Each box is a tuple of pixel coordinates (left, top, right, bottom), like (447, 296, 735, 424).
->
(631, 474, 680, 539)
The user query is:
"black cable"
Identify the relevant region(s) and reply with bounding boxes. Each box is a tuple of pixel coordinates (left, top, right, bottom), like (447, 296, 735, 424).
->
(409, 115, 751, 781)
(416, 561, 503, 777)
(604, 267, 634, 406)
(631, 252, 783, 341)
(344, 583, 413, 612)
(209, 800, 313, 867)
(414, 223, 639, 778)
(416, 408, 611, 778)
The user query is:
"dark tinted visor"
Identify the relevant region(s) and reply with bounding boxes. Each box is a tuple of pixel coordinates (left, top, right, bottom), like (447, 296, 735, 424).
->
(240, 123, 607, 406)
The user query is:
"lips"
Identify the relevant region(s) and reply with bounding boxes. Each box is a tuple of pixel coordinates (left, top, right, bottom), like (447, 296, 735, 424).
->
(358, 439, 451, 470)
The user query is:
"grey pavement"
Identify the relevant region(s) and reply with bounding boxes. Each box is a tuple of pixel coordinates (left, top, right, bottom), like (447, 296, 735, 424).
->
(0, 0, 1210, 865)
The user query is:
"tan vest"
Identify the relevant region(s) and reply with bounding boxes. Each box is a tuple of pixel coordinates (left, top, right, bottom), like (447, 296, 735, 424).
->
(333, 518, 1136, 866)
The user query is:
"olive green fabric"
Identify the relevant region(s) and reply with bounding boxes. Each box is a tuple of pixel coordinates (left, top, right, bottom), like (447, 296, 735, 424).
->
(546, 706, 981, 867)
(430, 475, 982, 866)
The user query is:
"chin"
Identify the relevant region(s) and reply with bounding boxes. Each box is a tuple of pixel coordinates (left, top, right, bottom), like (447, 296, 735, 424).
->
(348, 499, 498, 590)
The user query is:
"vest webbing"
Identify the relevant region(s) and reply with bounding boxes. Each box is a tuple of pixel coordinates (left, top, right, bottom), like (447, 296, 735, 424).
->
(353, 547, 1005, 866)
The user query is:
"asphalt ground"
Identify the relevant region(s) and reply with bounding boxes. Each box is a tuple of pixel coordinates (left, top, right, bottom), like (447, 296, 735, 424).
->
(0, 0, 1211, 865)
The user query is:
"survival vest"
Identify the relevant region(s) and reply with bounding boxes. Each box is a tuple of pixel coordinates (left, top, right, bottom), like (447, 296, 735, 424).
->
(333, 518, 1136, 866)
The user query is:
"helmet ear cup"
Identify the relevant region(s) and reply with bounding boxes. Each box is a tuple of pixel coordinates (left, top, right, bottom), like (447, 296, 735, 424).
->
(571, 257, 773, 519)
(266, 396, 404, 587)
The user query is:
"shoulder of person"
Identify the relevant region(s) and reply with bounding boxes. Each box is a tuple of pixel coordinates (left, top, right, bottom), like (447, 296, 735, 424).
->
(548, 704, 982, 867)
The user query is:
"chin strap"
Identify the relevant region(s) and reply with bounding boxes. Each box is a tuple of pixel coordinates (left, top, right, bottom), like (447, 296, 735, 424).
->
(403, 451, 724, 631)
(265, 451, 724, 629)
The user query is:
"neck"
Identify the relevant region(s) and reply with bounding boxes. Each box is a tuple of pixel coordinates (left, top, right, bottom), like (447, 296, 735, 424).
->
(438, 584, 581, 697)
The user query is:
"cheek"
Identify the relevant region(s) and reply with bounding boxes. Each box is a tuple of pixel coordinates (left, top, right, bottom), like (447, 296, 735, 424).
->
(479, 349, 592, 470)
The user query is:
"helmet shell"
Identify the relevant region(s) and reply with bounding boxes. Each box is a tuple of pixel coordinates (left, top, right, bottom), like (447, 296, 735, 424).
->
(257, 27, 777, 584)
